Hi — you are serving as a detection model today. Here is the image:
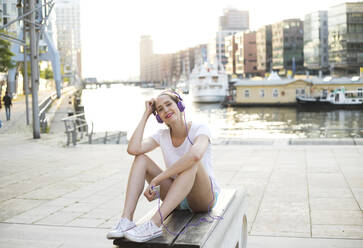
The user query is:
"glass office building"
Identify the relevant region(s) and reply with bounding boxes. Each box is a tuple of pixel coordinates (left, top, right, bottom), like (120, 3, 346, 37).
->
(256, 25, 272, 74)
(304, 11, 329, 74)
(328, 2, 363, 76)
(272, 19, 304, 75)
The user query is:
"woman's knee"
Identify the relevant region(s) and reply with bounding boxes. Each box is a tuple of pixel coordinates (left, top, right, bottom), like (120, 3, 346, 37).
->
(132, 154, 149, 168)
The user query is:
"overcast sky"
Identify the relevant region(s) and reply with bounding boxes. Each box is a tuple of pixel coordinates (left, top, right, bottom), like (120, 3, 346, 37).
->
(80, 0, 359, 80)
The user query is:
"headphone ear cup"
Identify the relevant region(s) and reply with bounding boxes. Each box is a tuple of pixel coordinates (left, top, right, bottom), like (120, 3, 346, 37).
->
(156, 114, 163, 123)
(177, 101, 185, 112)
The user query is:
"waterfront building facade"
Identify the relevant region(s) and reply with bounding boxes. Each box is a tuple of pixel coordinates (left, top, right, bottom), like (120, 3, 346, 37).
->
(328, 2, 363, 76)
(272, 19, 304, 76)
(231, 76, 363, 105)
(55, 0, 82, 80)
(232, 78, 312, 105)
(140, 35, 153, 83)
(235, 31, 258, 78)
(225, 34, 236, 76)
(256, 25, 272, 76)
(309, 77, 363, 97)
(193, 44, 208, 67)
(304, 11, 329, 74)
(209, 8, 249, 68)
(140, 35, 207, 86)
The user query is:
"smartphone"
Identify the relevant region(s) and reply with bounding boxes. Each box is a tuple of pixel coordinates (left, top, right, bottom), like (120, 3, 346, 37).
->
(151, 185, 160, 201)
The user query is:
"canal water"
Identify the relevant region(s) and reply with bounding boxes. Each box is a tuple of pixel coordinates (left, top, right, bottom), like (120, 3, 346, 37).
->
(81, 85, 363, 140)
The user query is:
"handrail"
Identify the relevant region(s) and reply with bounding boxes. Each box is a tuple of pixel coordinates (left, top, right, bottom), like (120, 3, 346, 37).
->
(38, 91, 57, 132)
(62, 113, 93, 146)
(61, 112, 87, 121)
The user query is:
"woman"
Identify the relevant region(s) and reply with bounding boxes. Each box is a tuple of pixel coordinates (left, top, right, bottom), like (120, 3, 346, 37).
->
(107, 90, 220, 243)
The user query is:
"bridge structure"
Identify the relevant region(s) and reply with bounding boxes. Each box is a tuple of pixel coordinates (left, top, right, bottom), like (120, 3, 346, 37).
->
(82, 80, 141, 88)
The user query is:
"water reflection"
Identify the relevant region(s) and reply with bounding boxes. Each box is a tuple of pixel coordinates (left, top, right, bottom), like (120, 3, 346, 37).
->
(81, 85, 363, 139)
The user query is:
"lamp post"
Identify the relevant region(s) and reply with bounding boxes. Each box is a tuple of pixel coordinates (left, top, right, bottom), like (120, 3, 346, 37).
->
(29, 0, 40, 138)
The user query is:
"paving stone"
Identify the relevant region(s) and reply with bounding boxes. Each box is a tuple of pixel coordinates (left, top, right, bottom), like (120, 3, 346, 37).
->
(307, 173, 349, 188)
(0, 199, 46, 222)
(310, 197, 360, 211)
(248, 235, 363, 248)
(35, 211, 82, 225)
(0, 238, 62, 248)
(290, 138, 355, 145)
(252, 212, 310, 237)
(312, 224, 363, 239)
(62, 202, 98, 213)
(311, 210, 363, 225)
(66, 217, 105, 228)
(80, 208, 120, 220)
(309, 188, 354, 198)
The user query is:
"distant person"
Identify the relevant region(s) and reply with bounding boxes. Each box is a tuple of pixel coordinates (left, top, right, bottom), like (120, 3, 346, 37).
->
(106, 90, 220, 243)
(3, 91, 12, 121)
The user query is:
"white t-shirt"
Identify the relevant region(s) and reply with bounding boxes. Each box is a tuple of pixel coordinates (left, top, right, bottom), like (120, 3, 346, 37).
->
(151, 122, 220, 194)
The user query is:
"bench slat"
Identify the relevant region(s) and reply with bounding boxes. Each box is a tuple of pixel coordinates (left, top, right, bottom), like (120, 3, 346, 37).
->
(113, 207, 194, 247)
(171, 189, 236, 248)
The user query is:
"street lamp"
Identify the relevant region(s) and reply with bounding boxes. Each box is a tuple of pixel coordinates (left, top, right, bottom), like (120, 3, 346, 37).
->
(16, 0, 23, 8)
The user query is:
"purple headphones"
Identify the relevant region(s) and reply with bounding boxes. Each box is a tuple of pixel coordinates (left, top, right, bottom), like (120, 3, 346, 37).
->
(154, 91, 185, 123)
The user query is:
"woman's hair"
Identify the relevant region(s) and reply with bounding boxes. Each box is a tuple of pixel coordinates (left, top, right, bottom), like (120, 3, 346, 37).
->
(158, 90, 179, 103)
(153, 90, 180, 113)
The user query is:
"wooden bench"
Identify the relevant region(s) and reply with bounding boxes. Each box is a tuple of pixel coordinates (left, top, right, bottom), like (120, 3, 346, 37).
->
(113, 188, 247, 248)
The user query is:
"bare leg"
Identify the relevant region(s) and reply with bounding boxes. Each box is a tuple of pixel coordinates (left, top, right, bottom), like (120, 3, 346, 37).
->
(122, 154, 173, 221)
(151, 161, 215, 226)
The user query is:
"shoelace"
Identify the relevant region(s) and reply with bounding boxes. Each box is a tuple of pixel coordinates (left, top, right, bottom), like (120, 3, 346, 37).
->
(134, 221, 155, 236)
(114, 218, 129, 231)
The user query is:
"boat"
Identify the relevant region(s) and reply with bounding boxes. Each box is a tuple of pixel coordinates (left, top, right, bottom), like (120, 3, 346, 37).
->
(296, 87, 363, 109)
(189, 62, 228, 103)
(176, 80, 189, 94)
(176, 73, 189, 94)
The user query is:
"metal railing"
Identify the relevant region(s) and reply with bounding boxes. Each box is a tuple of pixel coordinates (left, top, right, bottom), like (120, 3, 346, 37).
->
(62, 113, 93, 146)
(38, 91, 57, 132)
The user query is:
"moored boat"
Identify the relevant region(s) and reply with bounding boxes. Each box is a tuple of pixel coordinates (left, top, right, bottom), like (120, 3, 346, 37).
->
(297, 87, 363, 109)
(189, 62, 228, 103)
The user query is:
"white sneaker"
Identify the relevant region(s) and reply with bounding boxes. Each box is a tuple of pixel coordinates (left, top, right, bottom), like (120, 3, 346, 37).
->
(106, 217, 136, 239)
(124, 220, 163, 243)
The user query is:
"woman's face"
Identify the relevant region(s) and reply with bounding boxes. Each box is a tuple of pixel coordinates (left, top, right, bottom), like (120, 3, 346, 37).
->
(155, 94, 180, 124)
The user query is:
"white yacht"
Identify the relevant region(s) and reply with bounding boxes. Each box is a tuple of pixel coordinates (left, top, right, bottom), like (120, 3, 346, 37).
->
(189, 62, 228, 103)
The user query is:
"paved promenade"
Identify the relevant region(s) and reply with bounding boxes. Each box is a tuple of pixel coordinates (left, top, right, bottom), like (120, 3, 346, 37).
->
(0, 91, 363, 247)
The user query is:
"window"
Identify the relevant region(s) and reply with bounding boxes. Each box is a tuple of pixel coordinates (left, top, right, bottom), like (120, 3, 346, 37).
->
(273, 89, 279, 97)
(244, 90, 250, 98)
(260, 90, 265, 97)
(358, 88, 363, 97)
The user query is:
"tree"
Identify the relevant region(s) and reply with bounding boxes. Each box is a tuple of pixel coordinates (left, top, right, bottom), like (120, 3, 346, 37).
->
(0, 32, 15, 73)
(0, 31, 15, 94)
(40, 67, 54, 79)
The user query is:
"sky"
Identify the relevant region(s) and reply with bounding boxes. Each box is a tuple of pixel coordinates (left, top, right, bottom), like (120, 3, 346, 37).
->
(80, 0, 355, 81)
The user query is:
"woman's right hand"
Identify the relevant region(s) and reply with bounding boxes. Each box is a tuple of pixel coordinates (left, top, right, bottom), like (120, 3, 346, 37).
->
(145, 98, 156, 116)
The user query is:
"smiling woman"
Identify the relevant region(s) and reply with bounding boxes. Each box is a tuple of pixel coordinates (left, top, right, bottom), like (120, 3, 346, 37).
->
(106, 89, 220, 243)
